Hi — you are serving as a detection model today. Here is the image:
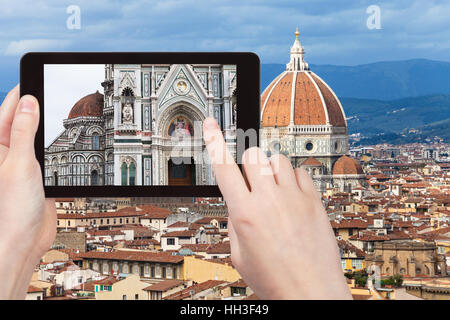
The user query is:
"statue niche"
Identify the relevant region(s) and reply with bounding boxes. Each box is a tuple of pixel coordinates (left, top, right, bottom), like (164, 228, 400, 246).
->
(122, 101, 134, 124)
(121, 87, 135, 125)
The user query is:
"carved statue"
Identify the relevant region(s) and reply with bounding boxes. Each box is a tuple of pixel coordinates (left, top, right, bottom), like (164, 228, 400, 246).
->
(122, 102, 134, 124)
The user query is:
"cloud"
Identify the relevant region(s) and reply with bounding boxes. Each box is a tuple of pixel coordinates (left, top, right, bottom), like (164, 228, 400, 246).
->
(4, 39, 72, 56)
(1, 0, 450, 67)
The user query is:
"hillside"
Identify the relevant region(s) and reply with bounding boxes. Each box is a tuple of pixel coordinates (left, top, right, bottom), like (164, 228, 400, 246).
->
(341, 95, 450, 144)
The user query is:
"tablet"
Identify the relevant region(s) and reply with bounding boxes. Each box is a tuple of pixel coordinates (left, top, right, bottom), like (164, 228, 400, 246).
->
(20, 52, 260, 197)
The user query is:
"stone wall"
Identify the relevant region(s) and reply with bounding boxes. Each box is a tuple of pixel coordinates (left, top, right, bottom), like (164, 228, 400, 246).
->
(365, 240, 447, 277)
(53, 232, 86, 252)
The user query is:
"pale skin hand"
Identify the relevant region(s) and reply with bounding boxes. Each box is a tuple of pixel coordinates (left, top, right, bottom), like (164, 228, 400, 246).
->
(203, 117, 352, 300)
(0, 86, 56, 299)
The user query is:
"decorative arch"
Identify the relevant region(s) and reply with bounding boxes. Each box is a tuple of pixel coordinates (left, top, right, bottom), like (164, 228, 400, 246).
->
(155, 101, 205, 137)
(71, 154, 87, 162)
(87, 154, 104, 163)
(121, 87, 135, 97)
(86, 125, 104, 136)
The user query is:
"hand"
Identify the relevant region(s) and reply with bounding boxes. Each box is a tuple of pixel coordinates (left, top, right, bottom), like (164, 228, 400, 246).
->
(203, 117, 352, 300)
(0, 86, 56, 299)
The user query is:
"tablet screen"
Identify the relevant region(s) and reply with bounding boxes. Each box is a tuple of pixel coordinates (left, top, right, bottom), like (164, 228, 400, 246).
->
(43, 63, 237, 187)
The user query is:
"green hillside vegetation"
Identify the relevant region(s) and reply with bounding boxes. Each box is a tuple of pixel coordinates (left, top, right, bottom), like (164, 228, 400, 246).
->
(342, 94, 450, 135)
(346, 96, 450, 145)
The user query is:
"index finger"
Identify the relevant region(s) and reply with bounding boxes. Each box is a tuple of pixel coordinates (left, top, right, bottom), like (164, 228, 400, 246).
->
(203, 117, 249, 203)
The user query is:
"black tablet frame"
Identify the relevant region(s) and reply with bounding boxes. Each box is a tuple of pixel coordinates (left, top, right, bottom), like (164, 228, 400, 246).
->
(20, 52, 260, 198)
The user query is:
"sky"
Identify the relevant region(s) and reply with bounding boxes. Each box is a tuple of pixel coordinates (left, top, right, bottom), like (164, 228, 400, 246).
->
(1, 0, 450, 90)
(44, 64, 104, 146)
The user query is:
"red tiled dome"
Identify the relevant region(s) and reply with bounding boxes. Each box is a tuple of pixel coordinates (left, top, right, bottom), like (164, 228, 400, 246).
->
(68, 91, 104, 119)
(261, 71, 346, 127)
(301, 157, 322, 166)
(333, 155, 364, 175)
(261, 29, 346, 128)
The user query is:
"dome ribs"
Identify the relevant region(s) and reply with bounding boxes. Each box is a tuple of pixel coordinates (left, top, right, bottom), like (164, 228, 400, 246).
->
(309, 73, 346, 127)
(261, 73, 292, 127)
(294, 72, 326, 125)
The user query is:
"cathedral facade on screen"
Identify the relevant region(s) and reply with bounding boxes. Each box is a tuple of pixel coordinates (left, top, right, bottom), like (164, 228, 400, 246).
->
(44, 64, 237, 186)
(260, 29, 366, 192)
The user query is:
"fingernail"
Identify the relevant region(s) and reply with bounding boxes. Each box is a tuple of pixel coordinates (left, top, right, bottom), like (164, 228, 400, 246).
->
(204, 117, 218, 129)
(19, 96, 36, 113)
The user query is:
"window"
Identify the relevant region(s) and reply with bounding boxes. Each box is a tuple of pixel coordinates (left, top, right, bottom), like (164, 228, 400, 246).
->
(167, 238, 175, 246)
(123, 295, 127, 300)
(305, 142, 313, 151)
(91, 170, 99, 185)
(231, 287, 246, 296)
(173, 267, 177, 279)
(352, 260, 362, 270)
(129, 162, 136, 186)
(92, 134, 99, 150)
(135, 294, 139, 300)
(151, 266, 155, 278)
(341, 259, 346, 270)
(121, 163, 128, 186)
(162, 267, 166, 278)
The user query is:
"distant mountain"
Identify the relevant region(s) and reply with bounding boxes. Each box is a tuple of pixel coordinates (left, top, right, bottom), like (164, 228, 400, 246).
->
(341, 95, 450, 144)
(262, 59, 450, 100)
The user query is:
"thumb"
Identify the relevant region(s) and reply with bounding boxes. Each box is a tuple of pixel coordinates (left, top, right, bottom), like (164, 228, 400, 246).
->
(7, 95, 39, 166)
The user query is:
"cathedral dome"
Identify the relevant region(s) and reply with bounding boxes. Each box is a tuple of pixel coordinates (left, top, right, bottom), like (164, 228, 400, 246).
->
(332, 155, 364, 175)
(261, 29, 346, 128)
(68, 91, 104, 119)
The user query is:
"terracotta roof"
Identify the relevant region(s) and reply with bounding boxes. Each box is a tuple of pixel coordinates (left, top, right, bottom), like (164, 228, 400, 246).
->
(222, 279, 247, 289)
(301, 157, 323, 166)
(163, 280, 226, 300)
(67, 91, 104, 119)
(333, 155, 365, 175)
(138, 205, 172, 219)
(206, 242, 231, 254)
(330, 220, 368, 229)
(87, 230, 125, 236)
(261, 71, 346, 127)
(162, 230, 198, 238)
(337, 240, 366, 258)
(78, 250, 184, 264)
(143, 279, 184, 292)
(167, 221, 189, 228)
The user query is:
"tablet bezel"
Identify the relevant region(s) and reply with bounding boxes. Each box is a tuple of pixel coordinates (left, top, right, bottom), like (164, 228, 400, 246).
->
(20, 52, 260, 197)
